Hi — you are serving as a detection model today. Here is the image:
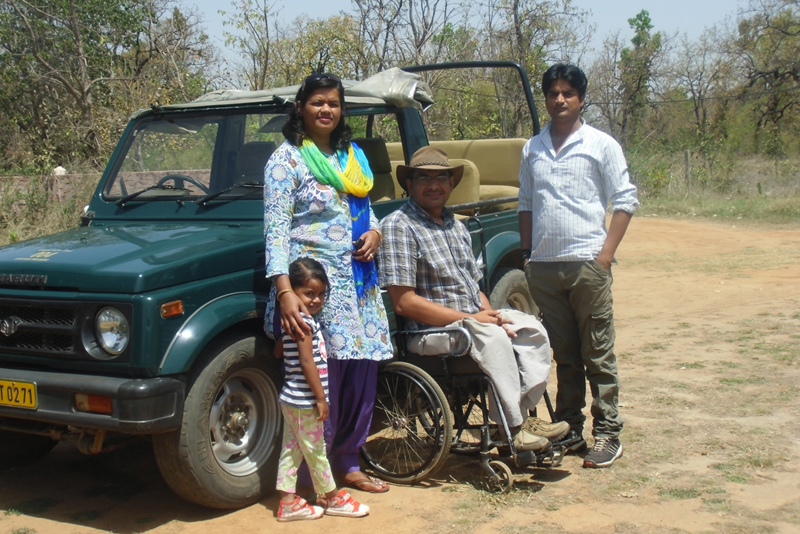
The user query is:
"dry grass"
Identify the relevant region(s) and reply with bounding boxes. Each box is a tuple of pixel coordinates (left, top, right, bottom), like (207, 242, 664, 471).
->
(430, 297, 800, 533)
(0, 173, 97, 247)
(634, 154, 800, 225)
(623, 245, 800, 274)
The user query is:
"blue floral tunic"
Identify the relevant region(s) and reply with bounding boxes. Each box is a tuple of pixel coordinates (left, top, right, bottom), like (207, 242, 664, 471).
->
(263, 140, 392, 361)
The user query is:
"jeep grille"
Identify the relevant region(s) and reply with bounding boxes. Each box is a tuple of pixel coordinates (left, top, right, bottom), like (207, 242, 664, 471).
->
(0, 298, 132, 361)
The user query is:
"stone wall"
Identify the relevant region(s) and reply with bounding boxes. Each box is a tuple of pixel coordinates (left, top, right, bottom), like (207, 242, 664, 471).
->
(0, 174, 99, 203)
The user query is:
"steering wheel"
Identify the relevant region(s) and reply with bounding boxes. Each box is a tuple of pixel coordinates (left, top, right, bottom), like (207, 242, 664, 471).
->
(156, 173, 211, 194)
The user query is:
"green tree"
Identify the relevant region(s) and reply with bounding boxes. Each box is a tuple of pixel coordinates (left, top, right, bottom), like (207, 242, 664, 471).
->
(1, 0, 146, 158)
(618, 10, 663, 145)
(221, 0, 278, 90)
(0, 0, 215, 171)
(671, 28, 733, 163)
(477, 0, 591, 138)
(731, 0, 800, 156)
(271, 15, 363, 83)
(587, 31, 627, 139)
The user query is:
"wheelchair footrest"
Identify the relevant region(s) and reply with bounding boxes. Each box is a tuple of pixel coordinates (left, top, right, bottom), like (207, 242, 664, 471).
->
(557, 434, 588, 454)
(535, 446, 563, 468)
(514, 450, 537, 468)
(511, 447, 560, 468)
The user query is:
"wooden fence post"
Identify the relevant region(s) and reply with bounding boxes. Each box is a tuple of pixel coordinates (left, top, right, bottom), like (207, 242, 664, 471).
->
(685, 150, 691, 189)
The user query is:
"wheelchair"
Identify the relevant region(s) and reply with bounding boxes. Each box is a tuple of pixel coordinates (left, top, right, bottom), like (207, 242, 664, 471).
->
(359, 322, 584, 493)
(360, 217, 583, 492)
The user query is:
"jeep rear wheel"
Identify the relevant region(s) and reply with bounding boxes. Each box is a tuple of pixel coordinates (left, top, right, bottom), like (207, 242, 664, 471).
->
(489, 268, 538, 316)
(153, 332, 281, 509)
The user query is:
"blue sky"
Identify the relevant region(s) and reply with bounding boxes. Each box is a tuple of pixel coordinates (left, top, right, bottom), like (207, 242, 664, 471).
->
(192, 0, 745, 59)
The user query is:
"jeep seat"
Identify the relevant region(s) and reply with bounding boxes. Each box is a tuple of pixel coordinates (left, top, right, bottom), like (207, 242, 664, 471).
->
(353, 137, 396, 203)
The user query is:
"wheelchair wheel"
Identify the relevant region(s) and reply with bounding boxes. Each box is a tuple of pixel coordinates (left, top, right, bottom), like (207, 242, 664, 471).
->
(483, 460, 513, 494)
(361, 362, 453, 484)
(451, 384, 488, 454)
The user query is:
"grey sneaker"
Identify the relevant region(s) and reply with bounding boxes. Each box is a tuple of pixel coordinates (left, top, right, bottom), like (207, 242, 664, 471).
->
(522, 417, 570, 441)
(582, 437, 623, 468)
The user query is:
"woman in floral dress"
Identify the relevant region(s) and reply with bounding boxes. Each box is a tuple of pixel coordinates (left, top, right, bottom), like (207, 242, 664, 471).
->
(263, 73, 392, 494)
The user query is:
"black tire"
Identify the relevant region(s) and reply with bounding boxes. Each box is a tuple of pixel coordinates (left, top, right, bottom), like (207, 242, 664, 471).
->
(152, 331, 282, 509)
(361, 362, 453, 484)
(0, 430, 57, 469)
(484, 460, 513, 493)
(489, 268, 538, 316)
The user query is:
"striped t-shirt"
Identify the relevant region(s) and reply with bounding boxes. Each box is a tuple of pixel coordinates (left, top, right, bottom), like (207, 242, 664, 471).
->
(279, 313, 329, 408)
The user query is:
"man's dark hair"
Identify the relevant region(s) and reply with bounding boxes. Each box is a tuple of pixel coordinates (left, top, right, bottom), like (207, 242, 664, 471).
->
(283, 73, 352, 150)
(288, 257, 329, 291)
(541, 64, 588, 100)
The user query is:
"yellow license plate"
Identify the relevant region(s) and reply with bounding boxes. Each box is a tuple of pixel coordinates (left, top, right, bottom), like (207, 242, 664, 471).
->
(0, 379, 37, 409)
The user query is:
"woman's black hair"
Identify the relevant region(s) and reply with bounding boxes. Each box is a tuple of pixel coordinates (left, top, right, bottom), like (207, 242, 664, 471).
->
(282, 73, 353, 150)
(288, 257, 329, 291)
(541, 63, 588, 100)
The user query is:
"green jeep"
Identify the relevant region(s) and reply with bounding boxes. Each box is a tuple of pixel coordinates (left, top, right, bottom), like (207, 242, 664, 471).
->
(0, 62, 540, 509)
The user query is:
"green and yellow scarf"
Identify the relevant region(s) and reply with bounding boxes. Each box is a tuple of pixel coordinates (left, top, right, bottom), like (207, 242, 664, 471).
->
(299, 138, 378, 299)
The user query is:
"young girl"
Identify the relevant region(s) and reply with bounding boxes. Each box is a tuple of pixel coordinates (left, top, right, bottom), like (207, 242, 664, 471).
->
(276, 258, 370, 522)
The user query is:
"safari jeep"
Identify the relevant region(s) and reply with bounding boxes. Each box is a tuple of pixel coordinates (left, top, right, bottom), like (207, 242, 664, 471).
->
(0, 62, 541, 509)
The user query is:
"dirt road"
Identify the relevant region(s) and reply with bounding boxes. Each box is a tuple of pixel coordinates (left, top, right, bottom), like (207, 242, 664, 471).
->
(1, 217, 799, 534)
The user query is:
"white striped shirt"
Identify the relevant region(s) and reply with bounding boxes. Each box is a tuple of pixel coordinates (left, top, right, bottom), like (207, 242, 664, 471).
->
(518, 121, 639, 262)
(280, 313, 329, 408)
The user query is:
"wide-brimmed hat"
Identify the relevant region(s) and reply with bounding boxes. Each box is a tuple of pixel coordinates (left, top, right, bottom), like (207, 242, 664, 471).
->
(396, 146, 464, 191)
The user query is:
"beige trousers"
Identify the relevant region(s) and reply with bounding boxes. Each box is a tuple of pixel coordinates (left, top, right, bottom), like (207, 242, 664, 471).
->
(456, 309, 551, 427)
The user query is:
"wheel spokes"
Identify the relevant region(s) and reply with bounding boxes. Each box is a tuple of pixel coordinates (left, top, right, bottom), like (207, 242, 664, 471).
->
(367, 372, 442, 474)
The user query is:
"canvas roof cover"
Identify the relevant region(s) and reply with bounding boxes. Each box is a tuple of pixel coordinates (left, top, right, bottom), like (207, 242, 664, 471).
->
(131, 68, 433, 120)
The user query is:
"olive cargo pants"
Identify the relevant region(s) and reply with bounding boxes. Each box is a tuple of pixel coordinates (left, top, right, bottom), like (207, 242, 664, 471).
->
(524, 260, 623, 439)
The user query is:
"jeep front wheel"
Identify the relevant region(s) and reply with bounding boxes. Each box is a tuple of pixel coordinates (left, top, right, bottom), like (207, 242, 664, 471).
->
(153, 332, 281, 509)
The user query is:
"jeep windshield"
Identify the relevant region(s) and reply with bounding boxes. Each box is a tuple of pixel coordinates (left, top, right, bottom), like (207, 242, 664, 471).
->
(104, 111, 289, 204)
(104, 68, 434, 207)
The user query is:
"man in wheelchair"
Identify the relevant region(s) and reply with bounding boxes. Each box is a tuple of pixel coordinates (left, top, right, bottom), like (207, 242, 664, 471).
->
(378, 146, 569, 455)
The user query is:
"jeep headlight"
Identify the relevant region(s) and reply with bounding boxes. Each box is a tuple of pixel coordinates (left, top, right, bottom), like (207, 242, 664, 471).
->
(95, 307, 130, 355)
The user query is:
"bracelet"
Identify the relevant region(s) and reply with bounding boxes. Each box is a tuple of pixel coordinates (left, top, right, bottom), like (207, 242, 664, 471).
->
(520, 248, 532, 263)
(276, 288, 294, 300)
(370, 227, 383, 245)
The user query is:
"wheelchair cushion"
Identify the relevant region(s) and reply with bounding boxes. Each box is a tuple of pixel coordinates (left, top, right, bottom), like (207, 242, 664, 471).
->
(402, 327, 482, 377)
(406, 330, 471, 357)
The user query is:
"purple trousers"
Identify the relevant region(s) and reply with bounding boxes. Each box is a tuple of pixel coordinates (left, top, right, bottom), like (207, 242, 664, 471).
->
(297, 358, 378, 485)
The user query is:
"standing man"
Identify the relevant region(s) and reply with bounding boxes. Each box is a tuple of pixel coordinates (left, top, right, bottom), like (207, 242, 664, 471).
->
(518, 64, 638, 468)
(380, 146, 569, 454)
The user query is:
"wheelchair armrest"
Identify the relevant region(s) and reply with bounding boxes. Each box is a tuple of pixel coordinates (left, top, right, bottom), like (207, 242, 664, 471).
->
(398, 326, 473, 358)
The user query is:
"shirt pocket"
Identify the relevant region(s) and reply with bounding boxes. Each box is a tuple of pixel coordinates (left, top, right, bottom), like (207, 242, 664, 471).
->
(554, 154, 599, 201)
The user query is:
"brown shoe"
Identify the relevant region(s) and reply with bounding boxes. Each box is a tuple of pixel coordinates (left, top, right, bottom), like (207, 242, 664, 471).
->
(522, 417, 570, 441)
(495, 426, 551, 454)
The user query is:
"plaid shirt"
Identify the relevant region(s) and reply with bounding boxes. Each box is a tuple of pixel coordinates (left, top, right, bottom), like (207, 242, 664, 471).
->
(379, 198, 482, 330)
